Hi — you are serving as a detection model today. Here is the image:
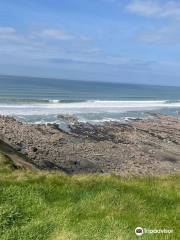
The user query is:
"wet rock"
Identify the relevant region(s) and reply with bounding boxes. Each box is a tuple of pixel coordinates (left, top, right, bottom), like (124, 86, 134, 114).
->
(57, 114, 79, 124)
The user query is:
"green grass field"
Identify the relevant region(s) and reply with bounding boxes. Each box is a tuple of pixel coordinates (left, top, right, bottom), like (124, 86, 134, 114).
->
(0, 152, 179, 240)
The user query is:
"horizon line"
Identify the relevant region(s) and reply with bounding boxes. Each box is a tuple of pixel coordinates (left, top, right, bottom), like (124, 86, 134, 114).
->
(0, 73, 180, 88)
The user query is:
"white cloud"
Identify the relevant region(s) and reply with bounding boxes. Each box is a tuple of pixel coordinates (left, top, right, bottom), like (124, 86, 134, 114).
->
(126, 1, 180, 44)
(138, 26, 180, 44)
(0, 26, 27, 45)
(0, 27, 18, 41)
(126, 0, 180, 19)
(0, 26, 30, 45)
(126, 0, 159, 16)
(0, 26, 100, 67)
(79, 36, 91, 42)
(0, 27, 16, 35)
(37, 29, 74, 40)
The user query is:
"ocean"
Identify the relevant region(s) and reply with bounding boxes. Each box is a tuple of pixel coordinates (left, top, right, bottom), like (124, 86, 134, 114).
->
(0, 75, 180, 124)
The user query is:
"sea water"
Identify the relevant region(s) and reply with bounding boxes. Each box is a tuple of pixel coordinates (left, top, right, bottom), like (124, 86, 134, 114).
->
(0, 75, 180, 124)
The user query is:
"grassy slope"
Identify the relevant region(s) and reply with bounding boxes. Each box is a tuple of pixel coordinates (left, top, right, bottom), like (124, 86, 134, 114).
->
(0, 152, 179, 240)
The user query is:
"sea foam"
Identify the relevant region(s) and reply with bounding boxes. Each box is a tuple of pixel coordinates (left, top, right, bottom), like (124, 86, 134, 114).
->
(0, 100, 180, 116)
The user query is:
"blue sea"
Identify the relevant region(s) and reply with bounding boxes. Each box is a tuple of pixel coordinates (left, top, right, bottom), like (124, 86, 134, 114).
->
(0, 75, 180, 124)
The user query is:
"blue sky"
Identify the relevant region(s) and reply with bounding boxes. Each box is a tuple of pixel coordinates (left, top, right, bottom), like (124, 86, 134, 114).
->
(0, 0, 180, 85)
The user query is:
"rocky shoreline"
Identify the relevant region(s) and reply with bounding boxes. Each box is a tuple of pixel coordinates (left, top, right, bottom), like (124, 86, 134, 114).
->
(0, 114, 180, 175)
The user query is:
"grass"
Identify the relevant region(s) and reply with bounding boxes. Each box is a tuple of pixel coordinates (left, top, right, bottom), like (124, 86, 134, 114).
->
(0, 152, 179, 240)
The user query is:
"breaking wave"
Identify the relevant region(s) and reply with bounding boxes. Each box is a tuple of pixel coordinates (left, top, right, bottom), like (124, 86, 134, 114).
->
(0, 100, 179, 116)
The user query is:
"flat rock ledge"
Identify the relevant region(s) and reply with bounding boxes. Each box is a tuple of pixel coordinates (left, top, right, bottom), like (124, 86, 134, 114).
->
(0, 114, 180, 175)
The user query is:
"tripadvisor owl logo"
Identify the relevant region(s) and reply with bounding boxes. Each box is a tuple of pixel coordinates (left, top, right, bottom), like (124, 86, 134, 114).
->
(135, 227, 144, 236)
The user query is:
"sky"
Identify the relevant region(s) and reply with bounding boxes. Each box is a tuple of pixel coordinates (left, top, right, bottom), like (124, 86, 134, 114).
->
(0, 0, 180, 86)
